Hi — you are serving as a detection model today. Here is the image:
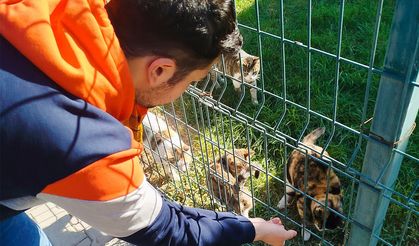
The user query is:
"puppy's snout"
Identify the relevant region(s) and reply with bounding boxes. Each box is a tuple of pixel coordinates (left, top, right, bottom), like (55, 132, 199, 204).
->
(238, 171, 250, 183)
(182, 145, 190, 152)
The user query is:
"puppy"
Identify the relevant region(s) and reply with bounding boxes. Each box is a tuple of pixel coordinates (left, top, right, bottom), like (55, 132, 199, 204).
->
(231, 186, 253, 218)
(277, 128, 343, 241)
(209, 49, 261, 105)
(219, 148, 260, 185)
(208, 159, 253, 217)
(208, 148, 258, 217)
(142, 112, 192, 181)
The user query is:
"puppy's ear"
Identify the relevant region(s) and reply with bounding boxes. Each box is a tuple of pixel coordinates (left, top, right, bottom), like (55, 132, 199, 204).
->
(150, 133, 163, 149)
(155, 134, 163, 145)
(249, 149, 255, 158)
(240, 148, 254, 160)
(251, 57, 260, 69)
(243, 56, 252, 66)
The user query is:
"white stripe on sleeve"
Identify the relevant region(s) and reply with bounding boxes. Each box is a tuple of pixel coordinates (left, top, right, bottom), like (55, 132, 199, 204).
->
(37, 180, 162, 237)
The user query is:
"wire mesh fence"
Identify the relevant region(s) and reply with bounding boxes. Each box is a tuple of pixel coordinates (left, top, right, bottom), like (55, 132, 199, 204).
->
(140, 0, 418, 245)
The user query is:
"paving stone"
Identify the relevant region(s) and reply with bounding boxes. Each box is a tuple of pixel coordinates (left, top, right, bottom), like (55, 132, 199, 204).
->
(105, 238, 135, 246)
(42, 215, 88, 246)
(85, 228, 113, 246)
(76, 237, 92, 246)
(27, 204, 50, 217)
(25, 202, 121, 245)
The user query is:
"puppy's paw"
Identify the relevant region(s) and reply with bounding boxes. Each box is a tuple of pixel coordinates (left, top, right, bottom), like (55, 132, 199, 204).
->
(234, 87, 242, 93)
(302, 227, 311, 241)
(277, 195, 287, 209)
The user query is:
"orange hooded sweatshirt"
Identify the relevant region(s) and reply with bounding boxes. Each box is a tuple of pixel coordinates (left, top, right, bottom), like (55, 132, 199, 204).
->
(0, 0, 147, 202)
(0, 0, 148, 122)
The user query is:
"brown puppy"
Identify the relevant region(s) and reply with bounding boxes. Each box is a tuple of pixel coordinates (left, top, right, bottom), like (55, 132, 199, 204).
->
(208, 160, 253, 217)
(142, 112, 192, 181)
(277, 128, 343, 241)
(208, 148, 258, 217)
(231, 185, 253, 218)
(219, 148, 260, 185)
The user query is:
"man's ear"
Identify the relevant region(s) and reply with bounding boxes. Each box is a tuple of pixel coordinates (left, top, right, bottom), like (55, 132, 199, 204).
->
(147, 58, 176, 87)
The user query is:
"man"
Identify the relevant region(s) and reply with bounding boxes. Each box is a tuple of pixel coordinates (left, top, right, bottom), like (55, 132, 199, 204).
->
(0, 0, 297, 245)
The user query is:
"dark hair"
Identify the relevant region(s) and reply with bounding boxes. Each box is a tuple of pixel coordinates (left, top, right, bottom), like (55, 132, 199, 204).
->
(106, 0, 243, 84)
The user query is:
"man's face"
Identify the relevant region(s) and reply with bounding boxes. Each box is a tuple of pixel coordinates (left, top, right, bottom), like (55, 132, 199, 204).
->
(135, 64, 212, 108)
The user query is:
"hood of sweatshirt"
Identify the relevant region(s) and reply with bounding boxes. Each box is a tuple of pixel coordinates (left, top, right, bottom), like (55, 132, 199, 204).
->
(0, 0, 146, 121)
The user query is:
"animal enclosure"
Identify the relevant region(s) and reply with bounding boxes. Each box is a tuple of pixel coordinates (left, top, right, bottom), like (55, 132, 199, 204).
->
(140, 0, 418, 245)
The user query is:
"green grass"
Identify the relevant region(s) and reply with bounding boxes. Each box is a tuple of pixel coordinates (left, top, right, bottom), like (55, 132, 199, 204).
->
(149, 0, 418, 245)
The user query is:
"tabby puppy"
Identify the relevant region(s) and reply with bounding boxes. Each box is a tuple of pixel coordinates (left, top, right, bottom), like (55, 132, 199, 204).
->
(210, 49, 260, 105)
(142, 112, 192, 181)
(219, 148, 260, 185)
(208, 159, 253, 217)
(277, 128, 343, 241)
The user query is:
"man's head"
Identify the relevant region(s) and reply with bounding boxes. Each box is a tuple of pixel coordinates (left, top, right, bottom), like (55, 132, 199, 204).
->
(106, 0, 243, 107)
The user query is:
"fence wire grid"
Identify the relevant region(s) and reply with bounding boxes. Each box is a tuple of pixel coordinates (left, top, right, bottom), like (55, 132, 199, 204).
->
(140, 0, 418, 245)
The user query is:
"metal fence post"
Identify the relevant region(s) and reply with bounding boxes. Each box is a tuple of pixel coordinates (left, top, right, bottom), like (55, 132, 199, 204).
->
(348, 0, 419, 245)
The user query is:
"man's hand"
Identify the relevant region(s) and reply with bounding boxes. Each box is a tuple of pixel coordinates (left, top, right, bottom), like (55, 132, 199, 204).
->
(250, 217, 297, 246)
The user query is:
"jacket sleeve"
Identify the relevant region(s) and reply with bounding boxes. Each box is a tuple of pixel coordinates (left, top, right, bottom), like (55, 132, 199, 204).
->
(121, 197, 256, 246)
(40, 172, 255, 246)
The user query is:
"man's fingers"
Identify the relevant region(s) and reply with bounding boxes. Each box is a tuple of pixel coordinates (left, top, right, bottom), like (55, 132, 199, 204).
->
(249, 217, 266, 224)
(269, 217, 282, 225)
(282, 229, 298, 240)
